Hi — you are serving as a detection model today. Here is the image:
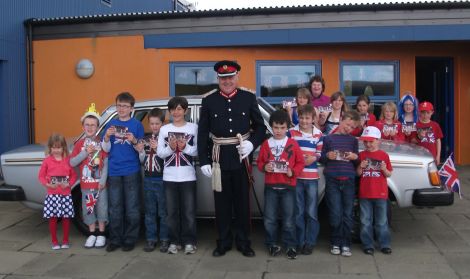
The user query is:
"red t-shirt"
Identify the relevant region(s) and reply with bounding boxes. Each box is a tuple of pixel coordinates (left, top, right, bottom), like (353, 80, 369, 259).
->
(70, 137, 107, 190)
(350, 113, 376, 137)
(374, 120, 405, 142)
(415, 120, 443, 159)
(358, 150, 393, 199)
(401, 121, 417, 143)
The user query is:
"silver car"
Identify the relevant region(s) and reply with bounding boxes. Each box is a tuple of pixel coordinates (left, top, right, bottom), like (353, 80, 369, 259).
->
(0, 96, 453, 234)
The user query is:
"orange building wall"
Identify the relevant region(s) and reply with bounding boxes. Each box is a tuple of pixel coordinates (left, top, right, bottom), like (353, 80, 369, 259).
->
(33, 36, 470, 164)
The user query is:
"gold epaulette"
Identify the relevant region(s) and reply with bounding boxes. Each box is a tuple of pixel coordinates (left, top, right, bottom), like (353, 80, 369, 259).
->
(202, 89, 218, 98)
(239, 87, 256, 94)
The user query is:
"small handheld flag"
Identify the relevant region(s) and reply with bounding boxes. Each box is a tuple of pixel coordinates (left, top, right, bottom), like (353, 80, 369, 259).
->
(438, 153, 462, 198)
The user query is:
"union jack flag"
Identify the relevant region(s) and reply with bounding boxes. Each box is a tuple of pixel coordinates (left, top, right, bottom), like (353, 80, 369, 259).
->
(164, 134, 193, 167)
(85, 191, 100, 215)
(438, 153, 462, 198)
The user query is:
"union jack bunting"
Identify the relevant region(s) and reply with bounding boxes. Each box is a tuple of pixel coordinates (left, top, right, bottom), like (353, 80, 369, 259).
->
(438, 153, 462, 198)
(85, 191, 100, 215)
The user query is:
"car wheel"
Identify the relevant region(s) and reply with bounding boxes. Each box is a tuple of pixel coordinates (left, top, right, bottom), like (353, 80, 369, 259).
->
(71, 186, 91, 236)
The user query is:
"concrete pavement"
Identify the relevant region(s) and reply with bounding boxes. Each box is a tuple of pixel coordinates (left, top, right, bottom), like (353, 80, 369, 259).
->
(0, 166, 469, 279)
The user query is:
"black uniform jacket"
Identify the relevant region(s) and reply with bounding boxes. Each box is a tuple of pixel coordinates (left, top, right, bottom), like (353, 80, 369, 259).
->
(197, 89, 266, 170)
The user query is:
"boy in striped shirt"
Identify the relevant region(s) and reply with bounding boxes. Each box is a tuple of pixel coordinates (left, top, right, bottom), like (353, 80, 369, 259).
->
(320, 110, 360, 257)
(288, 105, 323, 255)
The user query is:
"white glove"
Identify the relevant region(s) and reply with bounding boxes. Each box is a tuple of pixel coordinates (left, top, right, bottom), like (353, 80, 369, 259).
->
(200, 164, 212, 178)
(236, 140, 254, 160)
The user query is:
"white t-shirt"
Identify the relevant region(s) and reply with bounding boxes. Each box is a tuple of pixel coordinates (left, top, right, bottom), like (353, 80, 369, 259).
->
(157, 122, 198, 182)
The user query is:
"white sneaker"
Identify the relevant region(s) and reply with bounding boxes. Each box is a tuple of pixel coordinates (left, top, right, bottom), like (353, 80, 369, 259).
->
(184, 244, 196, 255)
(84, 235, 97, 248)
(168, 244, 178, 254)
(341, 246, 352, 257)
(52, 244, 61, 250)
(95, 236, 106, 248)
(61, 243, 70, 249)
(330, 245, 341, 255)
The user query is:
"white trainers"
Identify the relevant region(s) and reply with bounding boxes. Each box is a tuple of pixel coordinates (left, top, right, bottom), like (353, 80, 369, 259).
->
(95, 236, 106, 248)
(84, 235, 97, 248)
(52, 244, 61, 250)
(184, 244, 197, 255)
(61, 243, 70, 249)
(168, 244, 178, 254)
(341, 246, 352, 257)
(330, 245, 341, 255)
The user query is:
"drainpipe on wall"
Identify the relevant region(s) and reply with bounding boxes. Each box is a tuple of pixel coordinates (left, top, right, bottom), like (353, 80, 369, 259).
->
(25, 20, 35, 144)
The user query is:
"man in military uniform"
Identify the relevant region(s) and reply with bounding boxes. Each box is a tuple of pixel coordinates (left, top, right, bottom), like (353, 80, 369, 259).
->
(198, 60, 266, 257)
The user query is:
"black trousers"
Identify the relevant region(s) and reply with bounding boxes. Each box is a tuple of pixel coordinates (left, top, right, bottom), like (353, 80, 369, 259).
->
(214, 167, 251, 249)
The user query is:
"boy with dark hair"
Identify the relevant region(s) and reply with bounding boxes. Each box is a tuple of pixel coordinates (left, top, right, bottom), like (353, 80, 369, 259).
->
(70, 103, 108, 248)
(102, 92, 144, 252)
(136, 108, 169, 253)
(157, 96, 198, 255)
(357, 126, 393, 255)
(320, 110, 360, 257)
(287, 105, 323, 255)
(257, 110, 304, 260)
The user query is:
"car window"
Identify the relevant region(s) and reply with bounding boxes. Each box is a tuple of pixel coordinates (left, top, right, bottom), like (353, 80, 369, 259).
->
(103, 107, 193, 136)
(96, 113, 119, 139)
(139, 108, 168, 134)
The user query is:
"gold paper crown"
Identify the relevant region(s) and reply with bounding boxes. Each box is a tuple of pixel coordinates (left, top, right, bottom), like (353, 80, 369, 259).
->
(80, 103, 101, 124)
(86, 103, 99, 115)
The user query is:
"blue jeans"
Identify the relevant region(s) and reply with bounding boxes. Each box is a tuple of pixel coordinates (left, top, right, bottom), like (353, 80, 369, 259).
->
(165, 180, 197, 246)
(295, 179, 320, 247)
(107, 171, 141, 246)
(144, 178, 168, 242)
(325, 176, 355, 248)
(263, 186, 296, 249)
(360, 198, 391, 249)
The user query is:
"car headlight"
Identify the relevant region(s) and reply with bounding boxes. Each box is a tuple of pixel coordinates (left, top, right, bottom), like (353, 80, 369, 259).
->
(428, 162, 441, 187)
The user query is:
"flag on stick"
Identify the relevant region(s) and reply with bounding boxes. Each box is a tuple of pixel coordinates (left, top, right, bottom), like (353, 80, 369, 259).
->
(438, 153, 462, 198)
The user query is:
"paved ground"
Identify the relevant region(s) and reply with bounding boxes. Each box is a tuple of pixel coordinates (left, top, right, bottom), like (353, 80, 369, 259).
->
(0, 167, 469, 279)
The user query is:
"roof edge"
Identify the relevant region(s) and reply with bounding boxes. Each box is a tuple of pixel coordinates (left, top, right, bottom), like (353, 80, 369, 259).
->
(24, 1, 470, 26)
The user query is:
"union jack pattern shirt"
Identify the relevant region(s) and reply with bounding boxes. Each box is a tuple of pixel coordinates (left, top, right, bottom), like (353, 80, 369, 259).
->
(415, 120, 443, 159)
(140, 133, 164, 180)
(157, 122, 198, 182)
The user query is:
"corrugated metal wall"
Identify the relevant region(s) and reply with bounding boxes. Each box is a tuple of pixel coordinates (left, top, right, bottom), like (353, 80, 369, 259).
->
(0, 0, 175, 155)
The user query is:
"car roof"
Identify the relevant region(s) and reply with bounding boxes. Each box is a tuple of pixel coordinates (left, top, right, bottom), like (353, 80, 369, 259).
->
(134, 95, 204, 108)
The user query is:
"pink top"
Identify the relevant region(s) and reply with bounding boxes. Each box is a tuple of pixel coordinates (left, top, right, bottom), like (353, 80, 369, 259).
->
(312, 94, 330, 108)
(38, 155, 77, 195)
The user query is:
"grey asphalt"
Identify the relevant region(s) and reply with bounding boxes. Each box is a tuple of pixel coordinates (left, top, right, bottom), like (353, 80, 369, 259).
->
(0, 167, 469, 279)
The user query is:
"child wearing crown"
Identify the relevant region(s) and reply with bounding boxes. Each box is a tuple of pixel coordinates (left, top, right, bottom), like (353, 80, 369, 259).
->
(70, 103, 109, 248)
